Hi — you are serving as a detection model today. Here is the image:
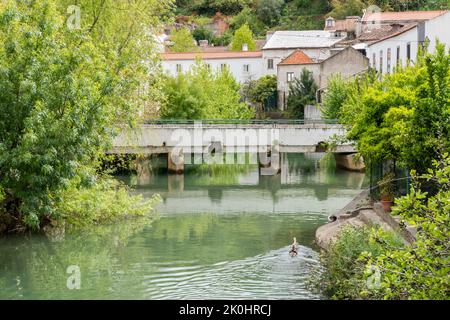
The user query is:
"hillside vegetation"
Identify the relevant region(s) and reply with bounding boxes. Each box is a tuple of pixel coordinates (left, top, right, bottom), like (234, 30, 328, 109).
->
(173, 0, 449, 40)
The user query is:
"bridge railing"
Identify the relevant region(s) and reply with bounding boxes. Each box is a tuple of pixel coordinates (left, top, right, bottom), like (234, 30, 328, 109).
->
(144, 119, 340, 125)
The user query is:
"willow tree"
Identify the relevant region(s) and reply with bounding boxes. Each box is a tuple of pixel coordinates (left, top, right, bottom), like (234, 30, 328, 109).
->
(0, 0, 171, 231)
(58, 0, 174, 119)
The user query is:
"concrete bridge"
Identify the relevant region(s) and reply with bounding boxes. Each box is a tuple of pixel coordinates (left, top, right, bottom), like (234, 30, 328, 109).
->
(110, 121, 358, 174)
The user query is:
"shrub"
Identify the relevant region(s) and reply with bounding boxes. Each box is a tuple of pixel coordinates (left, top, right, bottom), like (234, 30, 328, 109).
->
(57, 177, 161, 229)
(321, 74, 354, 120)
(319, 226, 402, 299)
(230, 23, 256, 51)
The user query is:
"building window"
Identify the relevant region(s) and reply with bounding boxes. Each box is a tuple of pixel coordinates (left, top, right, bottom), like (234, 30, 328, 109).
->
(387, 48, 391, 74)
(326, 18, 334, 28)
(243, 64, 250, 73)
(176, 64, 182, 72)
(372, 53, 376, 69)
(221, 63, 227, 70)
(268, 59, 274, 70)
(396, 46, 401, 66)
(205, 63, 211, 70)
(379, 50, 383, 73)
(287, 72, 294, 83)
(406, 42, 411, 62)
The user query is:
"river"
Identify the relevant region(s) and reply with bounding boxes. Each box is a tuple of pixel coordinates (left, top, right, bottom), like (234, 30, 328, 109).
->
(0, 153, 367, 299)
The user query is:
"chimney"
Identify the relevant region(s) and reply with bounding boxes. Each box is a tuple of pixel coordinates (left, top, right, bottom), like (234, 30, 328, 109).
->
(266, 31, 275, 41)
(242, 43, 248, 51)
(199, 39, 209, 47)
(325, 17, 335, 29)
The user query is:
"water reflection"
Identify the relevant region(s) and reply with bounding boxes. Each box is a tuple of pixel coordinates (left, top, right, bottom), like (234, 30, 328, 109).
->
(0, 153, 367, 299)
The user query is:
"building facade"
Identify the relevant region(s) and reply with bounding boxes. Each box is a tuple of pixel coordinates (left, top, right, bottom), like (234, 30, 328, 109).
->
(161, 51, 264, 83)
(262, 31, 346, 76)
(359, 10, 450, 74)
(277, 47, 369, 110)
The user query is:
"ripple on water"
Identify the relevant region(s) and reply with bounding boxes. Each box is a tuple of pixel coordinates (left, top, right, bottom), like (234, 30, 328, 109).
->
(141, 245, 323, 300)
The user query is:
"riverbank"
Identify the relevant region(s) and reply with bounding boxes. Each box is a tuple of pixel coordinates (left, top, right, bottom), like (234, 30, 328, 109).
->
(0, 178, 161, 236)
(315, 190, 415, 251)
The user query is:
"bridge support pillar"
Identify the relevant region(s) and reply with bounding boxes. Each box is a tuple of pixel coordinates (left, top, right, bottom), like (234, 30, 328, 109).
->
(258, 146, 281, 176)
(334, 153, 365, 172)
(168, 148, 184, 174)
(168, 174, 184, 192)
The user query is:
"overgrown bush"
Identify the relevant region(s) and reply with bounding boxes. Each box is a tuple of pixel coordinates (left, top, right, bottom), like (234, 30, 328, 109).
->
(321, 74, 354, 120)
(319, 226, 402, 299)
(161, 61, 255, 119)
(58, 178, 161, 229)
(366, 155, 450, 299)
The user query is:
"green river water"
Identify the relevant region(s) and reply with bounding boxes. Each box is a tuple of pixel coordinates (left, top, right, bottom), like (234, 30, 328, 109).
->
(0, 153, 367, 299)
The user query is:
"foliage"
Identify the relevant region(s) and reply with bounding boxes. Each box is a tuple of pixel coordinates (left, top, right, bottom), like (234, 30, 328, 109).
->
(211, 29, 234, 46)
(319, 225, 403, 299)
(328, 0, 365, 19)
(366, 154, 450, 299)
(377, 172, 396, 199)
(230, 6, 266, 36)
(342, 43, 450, 173)
(161, 61, 255, 119)
(170, 27, 198, 52)
(58, 0, 172, 120)
(321, 74, 355, 120)
(241, 75, 277, 110)
(328, 0, 449, 19)
(230, 23, 256, 51)
(256, 0, 285, 28)
(58, 178, 161, 229)
(287, 69, 318, 119)
(320, 155, 450, 300)
(0, 0, 168, 231)
(191, 0, 253, 15)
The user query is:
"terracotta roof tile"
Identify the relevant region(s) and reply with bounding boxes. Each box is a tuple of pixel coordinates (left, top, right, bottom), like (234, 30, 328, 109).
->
(161, 51, 262, 60)
(362, 10, 447, 22)
(279, 50, 315, 65)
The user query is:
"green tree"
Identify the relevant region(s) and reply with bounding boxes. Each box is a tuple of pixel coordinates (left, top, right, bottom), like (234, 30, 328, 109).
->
(230, 6, 265, 36)
(0, 0, 169, 231)
(287, 69, 318, 119)
(241, 75, 277, 111)
(321, 74, 356, 120)
(365, 155, 450, 299)
(342, 43, 450, 173)
(192, 26, 215, 43)
(256, 0, 285, 27)
(230, 23, 256, 51)
(170, 27, 197, 52)
(328, 0, 365, 19)
(161, 62, 255, 119)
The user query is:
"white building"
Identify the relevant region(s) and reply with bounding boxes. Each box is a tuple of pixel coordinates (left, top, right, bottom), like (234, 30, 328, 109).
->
(277, 47, 369, 109)
(359, 10, 450, 74)
(161, 51, 264, 83)
(262, 31, 346, 76)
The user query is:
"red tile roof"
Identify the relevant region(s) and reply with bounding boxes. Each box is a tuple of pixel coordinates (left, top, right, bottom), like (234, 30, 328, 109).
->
(279, 50, 315, 65)
(161, 51, 263, 60)
(362, 10, 447, 22)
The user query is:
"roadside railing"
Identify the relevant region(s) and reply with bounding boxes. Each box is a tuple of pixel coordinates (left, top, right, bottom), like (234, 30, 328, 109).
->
(144, 119, 340, 125)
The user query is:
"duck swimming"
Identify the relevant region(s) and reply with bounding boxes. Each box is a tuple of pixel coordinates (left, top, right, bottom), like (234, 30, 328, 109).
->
(289, 237, 298, 257)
